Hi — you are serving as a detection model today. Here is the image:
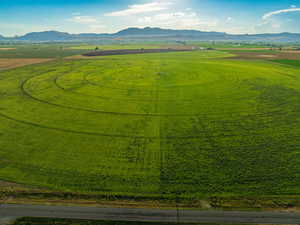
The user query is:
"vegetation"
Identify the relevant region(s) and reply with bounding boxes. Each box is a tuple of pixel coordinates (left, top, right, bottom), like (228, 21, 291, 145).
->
(272, 59, 300, 68)
(188, 42, 272, 49)
(12, 217, 257, 225)
(0, 49, 300, 205)
(69, 44, 163, 50)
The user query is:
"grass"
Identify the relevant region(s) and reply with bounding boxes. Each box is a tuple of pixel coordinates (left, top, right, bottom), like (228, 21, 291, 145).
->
(69, 44, 163, 50)
(188, 42, 272, 49)
(1, 50, 300, 207)
(272, 59, 300, 68)
(12, 218, 260, 225)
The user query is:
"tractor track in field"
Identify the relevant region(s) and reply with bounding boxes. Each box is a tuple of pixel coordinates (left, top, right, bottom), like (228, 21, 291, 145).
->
(21, 72, 296, 118)
(2, 79, 298, 141)
(54, 75, 191, 104)
(1, 63, 299, 141)
(1, 105, 299, 143)
(21, 75, 200, 117)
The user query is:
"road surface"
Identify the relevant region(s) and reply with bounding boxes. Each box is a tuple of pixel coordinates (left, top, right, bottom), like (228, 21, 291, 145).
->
(1, 204, 300, 224)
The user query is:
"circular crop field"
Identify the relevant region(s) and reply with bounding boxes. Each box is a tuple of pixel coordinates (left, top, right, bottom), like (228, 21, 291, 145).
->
(0, 51, 300, 199)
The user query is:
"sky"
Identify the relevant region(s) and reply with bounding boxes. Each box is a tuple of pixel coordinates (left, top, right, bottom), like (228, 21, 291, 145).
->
(0, 0, 300, 36)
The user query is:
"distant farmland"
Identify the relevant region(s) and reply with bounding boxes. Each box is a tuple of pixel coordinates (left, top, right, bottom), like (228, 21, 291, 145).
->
(0, 50, 300, 203)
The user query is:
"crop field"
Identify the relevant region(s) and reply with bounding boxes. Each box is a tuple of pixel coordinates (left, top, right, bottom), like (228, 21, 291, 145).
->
(69, 44, 163, 50)
(0, 44, 90, 58)
(1, 50, 300, 201)
(189, 42, 272, 49)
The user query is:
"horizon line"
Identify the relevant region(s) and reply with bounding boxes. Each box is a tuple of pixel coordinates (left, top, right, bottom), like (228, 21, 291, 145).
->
(1, 27, 300, 38)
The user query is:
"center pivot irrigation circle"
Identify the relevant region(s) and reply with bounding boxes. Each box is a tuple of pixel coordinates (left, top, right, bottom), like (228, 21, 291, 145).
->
(0, 59, 296, 140)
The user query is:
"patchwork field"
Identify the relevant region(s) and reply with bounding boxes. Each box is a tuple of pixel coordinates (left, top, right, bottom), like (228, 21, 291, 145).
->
(0, 58, 53, 70)
(0, 44, 90, 58)
(1, 50, 300, 203)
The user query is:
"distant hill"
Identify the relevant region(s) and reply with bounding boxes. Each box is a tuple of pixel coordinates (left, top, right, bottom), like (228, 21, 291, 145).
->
(115, 27, 226, 36)
(1, 27, 300, 42)
(16, 31, 73, 41)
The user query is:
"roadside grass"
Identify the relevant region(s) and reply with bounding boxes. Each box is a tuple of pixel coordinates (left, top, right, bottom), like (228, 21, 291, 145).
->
(11, 217, 272, 225)
(1, 50, 300, 208)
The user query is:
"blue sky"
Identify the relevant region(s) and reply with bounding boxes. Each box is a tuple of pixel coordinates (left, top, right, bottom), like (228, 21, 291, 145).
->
(0, 0, 300, 36)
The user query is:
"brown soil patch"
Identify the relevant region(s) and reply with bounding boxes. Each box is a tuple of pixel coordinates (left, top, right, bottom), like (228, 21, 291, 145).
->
(0, 48, 16, 51)
(282, 50, 300, 54)
(259, 55, 277, 58)
(65, 55, 96, 60)
(0, 58, 53, 70)
(0, 180, 24, 188)
(228, 51, 300, 60)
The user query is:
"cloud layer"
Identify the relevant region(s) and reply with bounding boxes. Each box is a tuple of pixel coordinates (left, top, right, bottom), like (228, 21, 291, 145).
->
(105, 2, 172, 16)
(263, 7, 300, 20)
(137, 11, 218, 30)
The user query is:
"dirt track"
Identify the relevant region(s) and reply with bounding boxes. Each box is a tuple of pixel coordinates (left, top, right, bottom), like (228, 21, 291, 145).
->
(83, 48, 193, 57)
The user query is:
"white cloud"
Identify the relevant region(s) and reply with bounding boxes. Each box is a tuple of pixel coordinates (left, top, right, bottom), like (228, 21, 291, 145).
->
(263, 7, 300, 20)
(105, 1, 172, 17)
(68, 16, 97, 24)
(137, 11, 218, 30)
(72, 12, 81, 16)
(226, 17, 233, 23)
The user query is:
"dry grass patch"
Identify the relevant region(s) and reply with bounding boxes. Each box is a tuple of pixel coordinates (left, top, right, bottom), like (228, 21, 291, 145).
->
(65, 55, 95, 60)
(228, 51, 300, 60)
(0, 48, 16, 51)
(0, 58, 53, 70)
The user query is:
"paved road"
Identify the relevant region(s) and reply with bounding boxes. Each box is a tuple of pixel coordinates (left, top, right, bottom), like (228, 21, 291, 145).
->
(1, 204, 300, 224)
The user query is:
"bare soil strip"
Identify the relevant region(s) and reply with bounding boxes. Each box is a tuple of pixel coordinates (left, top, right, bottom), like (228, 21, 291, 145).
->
(0, 48, 16, 51)
(83, 48, 193, 57)
(0, 58, 53, 70)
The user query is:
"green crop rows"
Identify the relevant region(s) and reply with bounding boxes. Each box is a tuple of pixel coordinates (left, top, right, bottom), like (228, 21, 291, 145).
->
(0, 50, 300, 200)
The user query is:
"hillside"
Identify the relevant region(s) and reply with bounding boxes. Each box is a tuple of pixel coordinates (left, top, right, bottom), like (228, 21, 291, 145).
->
(1, 27, 300, 42)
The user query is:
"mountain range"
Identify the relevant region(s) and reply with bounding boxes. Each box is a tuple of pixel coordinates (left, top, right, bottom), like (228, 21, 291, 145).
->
(1, 27, 300, 42)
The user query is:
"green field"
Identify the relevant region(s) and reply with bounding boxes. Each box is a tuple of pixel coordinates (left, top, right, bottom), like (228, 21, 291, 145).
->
(69, 44, 163, 50)
(1, 50, 300, 202)
(272, 59, 300, 68)
(188, 42, 272, 49)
